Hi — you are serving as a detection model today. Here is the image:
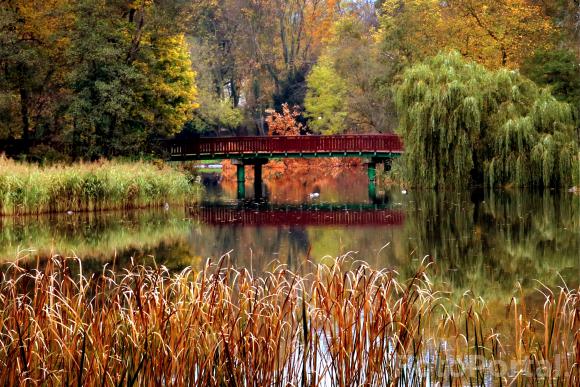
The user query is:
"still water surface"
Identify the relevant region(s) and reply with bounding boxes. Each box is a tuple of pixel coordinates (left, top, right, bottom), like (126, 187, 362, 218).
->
(1, 169, 578, 302)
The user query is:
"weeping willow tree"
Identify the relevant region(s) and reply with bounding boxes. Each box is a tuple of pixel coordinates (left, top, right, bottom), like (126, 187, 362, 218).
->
(395, 51, 580, 188)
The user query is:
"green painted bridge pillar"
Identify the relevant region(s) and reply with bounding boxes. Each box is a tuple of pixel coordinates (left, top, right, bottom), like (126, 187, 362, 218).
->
(233, 158, 268, 200)
(236, 164, 245, 199)
(367, 162, 377, 200)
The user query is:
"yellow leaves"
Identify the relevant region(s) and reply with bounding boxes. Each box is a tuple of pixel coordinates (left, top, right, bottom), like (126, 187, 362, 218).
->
(12, 0, 72, 47)
(380, 0, 560, 69)
(129, 0, 154, 9)
(138, 33, 198, 134)
(381, 0, 447, 58)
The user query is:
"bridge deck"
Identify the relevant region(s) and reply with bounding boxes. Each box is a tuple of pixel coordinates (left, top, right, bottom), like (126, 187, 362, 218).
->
(167, 134, 403, 161)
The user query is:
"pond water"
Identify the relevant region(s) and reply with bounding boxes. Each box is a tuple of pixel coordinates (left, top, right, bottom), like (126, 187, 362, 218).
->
(1, 168, 578, 304)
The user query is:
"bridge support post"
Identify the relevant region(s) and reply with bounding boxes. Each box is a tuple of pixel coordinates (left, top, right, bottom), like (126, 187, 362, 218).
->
(233, 158, 268, 200)
(366, 162, 377, 200)
(254, 163, 263, 198)
(236, 164, 245, 199)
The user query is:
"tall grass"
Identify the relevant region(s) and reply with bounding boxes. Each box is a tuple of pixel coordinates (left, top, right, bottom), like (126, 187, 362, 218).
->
(0, 157, 198, 215)
(0, 256, 577, 385)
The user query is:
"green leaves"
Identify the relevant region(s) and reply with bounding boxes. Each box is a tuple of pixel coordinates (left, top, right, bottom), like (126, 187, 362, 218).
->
(0, 0, 198, 160)
(395, 51, 579, 188)
(65, 1, 198, 158)
(522, 49, 580, 114)
(304, 57, 348, 134)
(304, 15, 397, 134)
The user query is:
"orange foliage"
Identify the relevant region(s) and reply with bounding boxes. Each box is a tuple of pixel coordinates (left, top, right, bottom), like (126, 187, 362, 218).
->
(305, 0, 340, 50)
(220, 158, 368, 201)
(265, 103, 304, 136)
(381, 0, 559, 69)
(255, 101, 362, 187)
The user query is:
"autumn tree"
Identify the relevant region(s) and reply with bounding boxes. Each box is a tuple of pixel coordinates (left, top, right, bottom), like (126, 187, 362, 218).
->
(65, 0, 198, 158)
(186, 0, 343, 134)
(185, 2, 245, 134)
(0, 0, 71, 148)
(0, 0, 199, 159)
(188, 1, 387, 135)
(380, 0, 559, 69)
(305, 15, 396, 134)
(540, 0, 580, 53)
(234, 0, 340, 134)
(188, 1, 244, 107)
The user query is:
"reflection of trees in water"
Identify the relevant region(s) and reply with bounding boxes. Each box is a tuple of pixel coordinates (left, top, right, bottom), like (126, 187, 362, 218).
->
(286, 226, 310, 268)
(0, 210, 191, 264)
(484, 192, 579, 283)
(184, 224, 310, 271)
(219, 167, 370, 203)
(0, 207, 314, 272)
(2, 189, 577, 301)
(398, 190, 580, 298)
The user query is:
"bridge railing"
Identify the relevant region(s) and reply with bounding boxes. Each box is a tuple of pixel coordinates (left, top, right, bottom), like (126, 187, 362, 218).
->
(167, 134, 404, 157)
(192, 206, 405, 226)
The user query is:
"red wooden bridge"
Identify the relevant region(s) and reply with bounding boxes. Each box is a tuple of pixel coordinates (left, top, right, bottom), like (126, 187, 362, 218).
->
(166, 134, 404, 160)
(166, 134, 404, 199)
(190, 205, 405, 227)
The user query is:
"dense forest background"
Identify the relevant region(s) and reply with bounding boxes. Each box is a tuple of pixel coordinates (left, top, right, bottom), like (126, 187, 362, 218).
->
(1, 0, 579, 161)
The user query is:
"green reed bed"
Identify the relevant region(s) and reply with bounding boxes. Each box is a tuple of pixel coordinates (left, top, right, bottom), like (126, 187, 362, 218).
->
(0, 256, 577, 386)
(0, 157, 197, 215)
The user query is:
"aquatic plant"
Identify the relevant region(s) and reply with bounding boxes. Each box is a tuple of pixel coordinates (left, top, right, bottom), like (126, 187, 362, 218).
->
(0, 255, 577, 385)
(395, 51, 580, 189)
(0, 157, 198, 215)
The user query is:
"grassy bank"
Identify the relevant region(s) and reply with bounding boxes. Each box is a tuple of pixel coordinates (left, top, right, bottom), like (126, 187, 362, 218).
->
(0, 257, 577, 385)
(0, 157, 198, 215)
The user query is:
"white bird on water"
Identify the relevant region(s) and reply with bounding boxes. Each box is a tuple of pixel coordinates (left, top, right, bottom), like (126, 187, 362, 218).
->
(401, 188, 408, 195)
(308, 192, 320, 199)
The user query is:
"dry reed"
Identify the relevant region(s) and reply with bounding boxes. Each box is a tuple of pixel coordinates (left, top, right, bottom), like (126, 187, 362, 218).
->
(0, 255, 577, 385)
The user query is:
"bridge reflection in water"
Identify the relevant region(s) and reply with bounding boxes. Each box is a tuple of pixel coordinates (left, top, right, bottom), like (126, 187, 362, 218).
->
(190, 203, 405, 227)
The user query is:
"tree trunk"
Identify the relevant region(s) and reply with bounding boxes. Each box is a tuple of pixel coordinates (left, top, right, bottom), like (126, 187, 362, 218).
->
(126, 5, 145, 64)
(230, 77, 239, 107)
(501, 46, 507, 67)
(19, 86, 30, 151)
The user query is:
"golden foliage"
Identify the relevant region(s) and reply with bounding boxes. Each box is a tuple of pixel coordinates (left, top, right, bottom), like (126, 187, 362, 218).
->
(381, 0, 559, 68)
